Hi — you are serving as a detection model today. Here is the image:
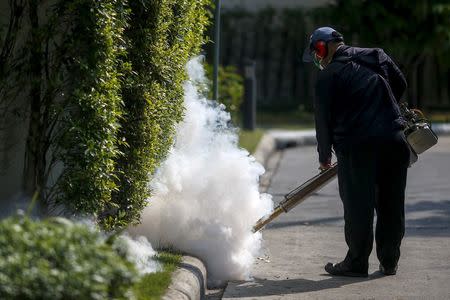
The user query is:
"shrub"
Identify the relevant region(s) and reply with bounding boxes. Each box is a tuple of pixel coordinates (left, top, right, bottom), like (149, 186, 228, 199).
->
(107, 0, 212, 229)
(56, 0, 130, 217)
(0, 216, 137, 300)
(204, 63, 244, 123)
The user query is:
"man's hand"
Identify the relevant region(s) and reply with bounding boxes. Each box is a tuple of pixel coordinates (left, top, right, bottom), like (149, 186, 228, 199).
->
(319, 157, 332, 171)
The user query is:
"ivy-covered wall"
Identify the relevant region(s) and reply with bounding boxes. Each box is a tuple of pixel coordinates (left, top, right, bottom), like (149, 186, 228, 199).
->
(0, 0, 212, 228)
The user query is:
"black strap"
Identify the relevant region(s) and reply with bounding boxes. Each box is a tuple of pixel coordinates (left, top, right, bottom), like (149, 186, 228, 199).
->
(332, 56, 351, 64)
(331, 55, 403, 118)
(332, 55, 390, 87)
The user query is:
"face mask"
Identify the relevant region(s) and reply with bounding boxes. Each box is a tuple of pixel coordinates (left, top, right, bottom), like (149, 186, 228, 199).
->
(312, 52, 324, 70)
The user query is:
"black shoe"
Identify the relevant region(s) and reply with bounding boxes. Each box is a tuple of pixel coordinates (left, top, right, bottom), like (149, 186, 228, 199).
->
(379, 264, 397, 275)
(324, 262, 368, 277)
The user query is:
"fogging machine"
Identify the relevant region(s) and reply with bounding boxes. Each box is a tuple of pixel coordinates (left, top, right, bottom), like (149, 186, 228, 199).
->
(253, 163, 338, 232)
(252, 101, 440, 232)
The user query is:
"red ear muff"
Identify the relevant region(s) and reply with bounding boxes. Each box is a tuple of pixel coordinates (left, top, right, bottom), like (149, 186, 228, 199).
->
(314, 40, 327, 59)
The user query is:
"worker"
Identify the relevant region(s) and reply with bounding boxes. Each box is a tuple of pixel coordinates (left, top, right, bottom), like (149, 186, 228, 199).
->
(302, 27, 410, 277)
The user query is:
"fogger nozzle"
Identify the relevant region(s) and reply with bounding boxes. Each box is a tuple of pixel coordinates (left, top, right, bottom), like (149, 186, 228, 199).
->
(252, 163, 338, 233)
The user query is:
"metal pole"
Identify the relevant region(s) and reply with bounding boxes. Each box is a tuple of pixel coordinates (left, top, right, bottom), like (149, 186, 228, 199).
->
(213, 0, 221, 101)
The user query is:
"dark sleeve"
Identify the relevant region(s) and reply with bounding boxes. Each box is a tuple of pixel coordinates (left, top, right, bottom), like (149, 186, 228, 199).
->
(314, 71, 334, 165)
(382, 50, 407, 102)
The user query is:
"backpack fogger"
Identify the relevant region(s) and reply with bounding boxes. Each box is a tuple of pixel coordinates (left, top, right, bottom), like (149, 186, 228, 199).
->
(252, 103, 438, 233)
(399, 102, 438, 165)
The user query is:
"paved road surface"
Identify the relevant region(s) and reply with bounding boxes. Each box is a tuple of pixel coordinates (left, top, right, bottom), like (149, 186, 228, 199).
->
(223, 136, 450, 299)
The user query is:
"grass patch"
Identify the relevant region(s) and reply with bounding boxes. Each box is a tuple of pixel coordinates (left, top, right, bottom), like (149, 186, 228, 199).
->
(257, 111, 315, 130)
(429, 111, 450, 123)
(239, 129, 264, 154)
(255, 109, 450, 130)
(133, 252, 182, 300)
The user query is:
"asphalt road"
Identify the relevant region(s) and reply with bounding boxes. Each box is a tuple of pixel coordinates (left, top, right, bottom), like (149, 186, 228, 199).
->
(223, 136, 450, 299)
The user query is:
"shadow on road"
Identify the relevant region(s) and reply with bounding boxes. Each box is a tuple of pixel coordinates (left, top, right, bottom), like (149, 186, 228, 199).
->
(225, 273, 384, 298)
(263, 200, 450, 236)
(266, 216, 343, 229)
(404, 200, 450, 237)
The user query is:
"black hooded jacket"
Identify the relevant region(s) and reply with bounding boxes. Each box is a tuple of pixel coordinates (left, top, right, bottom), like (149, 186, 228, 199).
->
(314, 45, 407, 164)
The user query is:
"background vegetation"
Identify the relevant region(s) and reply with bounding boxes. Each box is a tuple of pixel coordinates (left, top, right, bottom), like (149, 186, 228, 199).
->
(204, 63, 244, 123)
(315, 0, 450, 110)
(215, 1, 450, 116)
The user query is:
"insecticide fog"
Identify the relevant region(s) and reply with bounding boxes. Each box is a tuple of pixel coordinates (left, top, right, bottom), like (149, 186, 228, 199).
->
(132, 57, 273, 284)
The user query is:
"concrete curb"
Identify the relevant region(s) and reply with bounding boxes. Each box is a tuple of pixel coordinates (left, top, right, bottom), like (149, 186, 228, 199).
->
(432, 123, 450, 135)
(253, 133, 276, 166)
(163, 256, 207, 300)
(253, 129, 317, 166)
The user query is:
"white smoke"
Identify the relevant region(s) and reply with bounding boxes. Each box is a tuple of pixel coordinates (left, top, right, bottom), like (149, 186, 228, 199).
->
(114, 235, 160, 275)
(40, 217, 161, 275)
(70, 218, 161, 275)
(130, 57, 273, 284)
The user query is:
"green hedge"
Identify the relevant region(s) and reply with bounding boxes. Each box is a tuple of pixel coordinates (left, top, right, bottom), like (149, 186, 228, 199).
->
(56, 0, 130, 217)
(0, 216, 136, 299)
(107, 0, 212, 229)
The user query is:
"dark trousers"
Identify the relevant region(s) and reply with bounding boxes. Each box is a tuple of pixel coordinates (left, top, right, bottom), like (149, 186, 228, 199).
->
(336, 131, 409, 272)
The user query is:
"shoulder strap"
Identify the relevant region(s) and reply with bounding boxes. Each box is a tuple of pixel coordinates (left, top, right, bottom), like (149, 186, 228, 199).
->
(333, 56, 387, 81)
(332, 55, 402, 116)
(332, 56, 351, 64)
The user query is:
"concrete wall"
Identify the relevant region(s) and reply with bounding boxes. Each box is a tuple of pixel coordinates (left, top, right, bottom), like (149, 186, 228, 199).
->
(0, 119, 29, 217)
(0, 1, 35, 217)
(0, 1, 28, 217)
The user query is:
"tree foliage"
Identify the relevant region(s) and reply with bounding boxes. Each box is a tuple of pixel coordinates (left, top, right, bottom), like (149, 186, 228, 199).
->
(316, 0, 449, 63)
(204, 63, 244, 123)
(215, 1, 449, 112)
(314, 0, 450, 107)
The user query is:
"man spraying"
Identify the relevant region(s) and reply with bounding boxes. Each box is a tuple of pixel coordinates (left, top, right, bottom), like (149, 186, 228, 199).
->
(303, 27, 410, 277)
